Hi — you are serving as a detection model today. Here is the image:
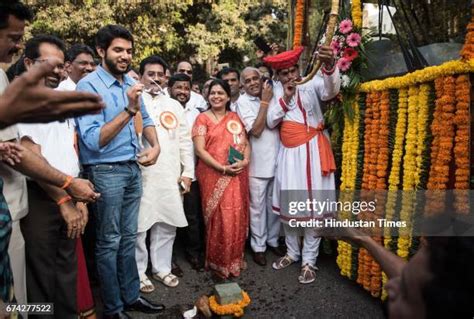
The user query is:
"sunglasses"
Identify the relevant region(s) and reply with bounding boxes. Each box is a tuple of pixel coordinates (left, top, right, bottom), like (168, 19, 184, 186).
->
(34, 58, 65, 71)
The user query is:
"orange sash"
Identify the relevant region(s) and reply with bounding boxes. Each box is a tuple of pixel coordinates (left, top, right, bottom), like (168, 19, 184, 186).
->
(280, 121, 336, 176)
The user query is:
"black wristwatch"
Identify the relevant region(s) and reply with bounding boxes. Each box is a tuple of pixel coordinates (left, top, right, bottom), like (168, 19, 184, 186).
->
(124, 107, 137, 117)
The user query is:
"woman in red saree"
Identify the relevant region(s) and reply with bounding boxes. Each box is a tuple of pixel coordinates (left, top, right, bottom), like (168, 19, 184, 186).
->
(192, 79, 250, 280)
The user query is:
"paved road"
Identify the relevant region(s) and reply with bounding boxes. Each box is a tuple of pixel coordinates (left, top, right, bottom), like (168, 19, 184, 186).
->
(121, 242, 385, 319)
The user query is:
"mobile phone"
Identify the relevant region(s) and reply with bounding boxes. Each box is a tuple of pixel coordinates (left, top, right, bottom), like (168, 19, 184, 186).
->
(254, 37, 272, 54)
(262, 76, 273, 87)
(179, 180, 186, 191)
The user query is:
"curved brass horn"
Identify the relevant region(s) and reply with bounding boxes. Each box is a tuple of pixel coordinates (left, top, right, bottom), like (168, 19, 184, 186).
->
(296, 0, 340, 85)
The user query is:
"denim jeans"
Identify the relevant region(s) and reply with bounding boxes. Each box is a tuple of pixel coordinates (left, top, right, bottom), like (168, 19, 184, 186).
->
(83, 162, 141, 315)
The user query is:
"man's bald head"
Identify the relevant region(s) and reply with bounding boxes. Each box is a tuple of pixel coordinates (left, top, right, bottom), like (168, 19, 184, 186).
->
(175, 61, 193, 81)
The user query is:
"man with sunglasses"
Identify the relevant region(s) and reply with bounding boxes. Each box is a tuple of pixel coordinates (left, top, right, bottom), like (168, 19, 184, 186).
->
(17, 34, 94, 318)
(175, 61, 208, 112)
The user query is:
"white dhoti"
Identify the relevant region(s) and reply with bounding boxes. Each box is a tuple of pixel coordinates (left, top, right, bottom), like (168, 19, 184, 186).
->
(249, 177, 280, 252)
(136, 223, 176, 278)
(272, 137, 334, 267)
(267, 69, 340, 268)
(284, 224, 321, 267)
(135, 94, 194, 278)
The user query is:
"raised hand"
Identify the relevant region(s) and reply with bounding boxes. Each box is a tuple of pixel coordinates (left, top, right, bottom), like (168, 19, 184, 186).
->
(318, 45, 335, 68)
(261, 80, 273, 103)
(127, 83, 145, 113)
(0, 58, 104, 128)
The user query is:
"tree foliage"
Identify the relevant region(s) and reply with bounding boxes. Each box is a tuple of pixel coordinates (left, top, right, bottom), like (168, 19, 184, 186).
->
(26, 0, 288, 74)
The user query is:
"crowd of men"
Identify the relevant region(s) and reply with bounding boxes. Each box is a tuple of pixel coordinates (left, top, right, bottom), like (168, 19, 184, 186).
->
(1, 2, 474, 319)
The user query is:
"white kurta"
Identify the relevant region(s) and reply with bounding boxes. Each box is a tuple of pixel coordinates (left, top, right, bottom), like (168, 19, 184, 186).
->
(267, 69, 341, 218)
(138, 93, 194, 232)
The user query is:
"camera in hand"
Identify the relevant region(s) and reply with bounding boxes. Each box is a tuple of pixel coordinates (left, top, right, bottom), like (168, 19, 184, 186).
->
(254, 36, 272, 54)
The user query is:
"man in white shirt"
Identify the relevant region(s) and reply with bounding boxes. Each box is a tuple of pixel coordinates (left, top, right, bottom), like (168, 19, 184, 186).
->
(236, 67, 283, 267)
(265, 46, 340, 284)
(168, 73, 205, 272)
(217, 67, 240, 112)
(175, 60, 208, 112)
(135, 56, 194, 293)
(17, 35, 93, 317)
(58, 43, 96, 91)
(0, 68, 29, 315)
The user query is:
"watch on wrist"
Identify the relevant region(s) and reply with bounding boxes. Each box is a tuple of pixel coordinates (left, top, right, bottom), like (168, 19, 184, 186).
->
(124, 107, 137, 116)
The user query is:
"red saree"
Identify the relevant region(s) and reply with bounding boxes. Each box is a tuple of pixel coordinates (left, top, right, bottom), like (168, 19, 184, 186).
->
(192, 112, 249, 278)
(77, 238, 95, 318)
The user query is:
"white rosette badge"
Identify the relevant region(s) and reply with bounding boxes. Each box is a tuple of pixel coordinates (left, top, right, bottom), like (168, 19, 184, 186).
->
(226, 119, 243, 145)
(160, 111, 178, 139)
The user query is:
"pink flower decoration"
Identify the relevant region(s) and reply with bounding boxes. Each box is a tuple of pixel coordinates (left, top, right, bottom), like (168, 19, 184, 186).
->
(346, 32, 361, 47)
(330, 40, 341, 55)
(339, 19, 353, 34)
(343, 47, 359, 61)
(337, 57, 352, 72)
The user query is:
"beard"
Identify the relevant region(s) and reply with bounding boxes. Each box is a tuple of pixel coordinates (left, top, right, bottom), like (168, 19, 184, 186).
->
(172, 93, 190, 107)
(104, 54, 130, 76)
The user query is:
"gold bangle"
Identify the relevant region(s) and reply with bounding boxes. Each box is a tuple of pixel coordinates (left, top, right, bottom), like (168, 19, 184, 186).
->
(222, 166, 226, 175)
(260, 101, 269, 106)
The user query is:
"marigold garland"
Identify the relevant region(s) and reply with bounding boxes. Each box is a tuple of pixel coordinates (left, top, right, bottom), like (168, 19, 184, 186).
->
(453, 75, 470, 215)
(387, 89, 408, 191)
(337, 100, 361, 278)
(209, 291, 251, 318)
(461, 5, 474, 60)
(361, 93, 374, 190)
(293, 0, 305, 48)
(381, 88, 407, 299)
(360, 60, 474, 92)
(376, 91, 390, 189)
(346, 101, 361, 190)
(414, 84, 430, 188)
(396, 86, 420, 260)
(351, 0, 363, 29)
(454, 74, 470, 190)
(427, 77, 456, 198)
(367, 92, 381, 190)
(369, 90, 390, 298)
(357, 92, 375, 290)
(403, 86, 420, 190)
(417, 83, 436, 190)
(357, 91, 386, 297)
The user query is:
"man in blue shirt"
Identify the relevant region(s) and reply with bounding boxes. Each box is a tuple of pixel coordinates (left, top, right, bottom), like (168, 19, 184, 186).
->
(75, 25, 162, 319)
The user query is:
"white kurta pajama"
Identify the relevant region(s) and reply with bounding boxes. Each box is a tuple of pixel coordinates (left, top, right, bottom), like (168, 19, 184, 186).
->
(268, 69, 340, 267)
(236, 93, 281, 253)
(135, 93, 194, 278)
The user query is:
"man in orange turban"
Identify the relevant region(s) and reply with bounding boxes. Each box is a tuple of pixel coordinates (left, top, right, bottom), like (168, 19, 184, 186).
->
(266, 45, 340, 284)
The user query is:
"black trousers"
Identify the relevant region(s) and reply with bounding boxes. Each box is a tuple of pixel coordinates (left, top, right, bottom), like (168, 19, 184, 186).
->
(79, 170, 97, 284)
(21, 182, 77, 319)
(180, 181, 205, 258)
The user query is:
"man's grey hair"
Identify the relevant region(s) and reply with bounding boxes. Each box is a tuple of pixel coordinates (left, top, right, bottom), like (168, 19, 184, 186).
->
(240, 67, 261, 84)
